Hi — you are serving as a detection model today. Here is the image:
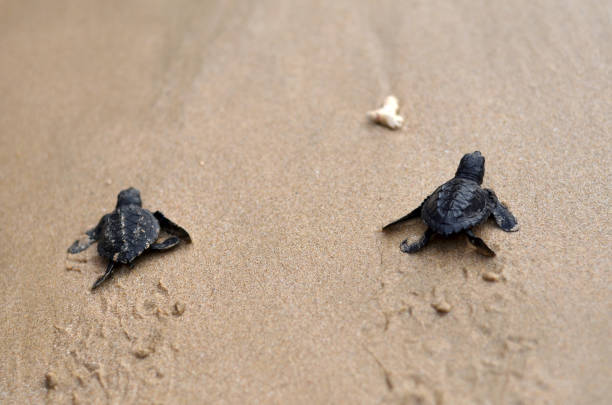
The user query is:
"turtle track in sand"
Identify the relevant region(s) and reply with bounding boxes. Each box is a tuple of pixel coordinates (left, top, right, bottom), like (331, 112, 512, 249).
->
(45, 273, 188, 404)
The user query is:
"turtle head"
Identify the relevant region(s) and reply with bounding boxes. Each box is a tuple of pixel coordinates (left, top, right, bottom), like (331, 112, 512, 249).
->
(116, 187, 142, 208)
(455, 151, 485, 184)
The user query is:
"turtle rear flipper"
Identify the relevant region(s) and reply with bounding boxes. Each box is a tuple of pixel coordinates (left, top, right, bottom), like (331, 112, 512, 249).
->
(400, 228, 434, 253)
(487, 190, 519, 232)
(465, 229, 495, 256)
(154, 211, 191, 243)
(92, 261, 116, 290)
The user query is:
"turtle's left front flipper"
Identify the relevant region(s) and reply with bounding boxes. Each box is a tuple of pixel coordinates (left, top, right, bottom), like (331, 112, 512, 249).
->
(67, 228, 97, 254)
(382, 204, 422, 230)
(67, 214, 109, 253)
(487, 190, 519, 232)
(153, 211, 192, 243)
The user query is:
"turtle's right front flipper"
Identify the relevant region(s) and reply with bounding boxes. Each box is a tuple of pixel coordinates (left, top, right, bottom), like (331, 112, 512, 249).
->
(67, 214, 109, 253)
(382, 205, 422, 230)
(486, 190, 519, 232)
(153, 211, 191, 243)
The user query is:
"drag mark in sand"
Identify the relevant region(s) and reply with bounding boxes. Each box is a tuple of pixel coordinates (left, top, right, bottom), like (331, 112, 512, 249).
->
(367, 234, 552, 404)
(45, 279, 190, 404)
(362, 345, 394, 391)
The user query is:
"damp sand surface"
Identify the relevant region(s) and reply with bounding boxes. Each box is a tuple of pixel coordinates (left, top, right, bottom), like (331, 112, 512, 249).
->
(0, 1, 610, 404)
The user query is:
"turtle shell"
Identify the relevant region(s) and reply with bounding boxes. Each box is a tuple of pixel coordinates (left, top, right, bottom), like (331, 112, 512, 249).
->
(97, 205, 160, 264)
(421, 178, 493, 236)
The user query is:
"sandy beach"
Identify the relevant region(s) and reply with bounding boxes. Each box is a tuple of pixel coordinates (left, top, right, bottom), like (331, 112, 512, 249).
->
(1, 0, 610, 403)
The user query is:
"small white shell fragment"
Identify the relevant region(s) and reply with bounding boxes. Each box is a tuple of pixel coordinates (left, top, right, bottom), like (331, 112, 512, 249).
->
(367, 95, 404, 130)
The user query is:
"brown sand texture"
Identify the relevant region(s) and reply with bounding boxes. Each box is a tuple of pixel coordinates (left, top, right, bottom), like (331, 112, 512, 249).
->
(1, 1, 610, 404)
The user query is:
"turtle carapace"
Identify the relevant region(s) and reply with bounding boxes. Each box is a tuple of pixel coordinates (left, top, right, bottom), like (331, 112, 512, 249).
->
(68, 187, 191, 289)
(383, 151, 518, 256)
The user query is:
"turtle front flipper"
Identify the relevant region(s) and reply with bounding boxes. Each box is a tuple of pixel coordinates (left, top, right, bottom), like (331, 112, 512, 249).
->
(67, 227, 97, 254)
(150, 236, 180, 250)
(92, 261, 116, 290)
(153, 211, 191, 243)
(67, 214, 109, 254)
(383, 204, 422, 230)
(465, 229, 495, 256)
(400, 228, 434, 253)
(486, 189, 519, 232)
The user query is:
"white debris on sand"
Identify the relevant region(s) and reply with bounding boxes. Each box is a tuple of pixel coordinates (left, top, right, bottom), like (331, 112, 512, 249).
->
(367, 95, 404, 130)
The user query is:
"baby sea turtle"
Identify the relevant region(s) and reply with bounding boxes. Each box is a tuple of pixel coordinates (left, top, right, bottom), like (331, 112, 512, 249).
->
(383, 151, 518, 256)
(68, 187, 191, 289)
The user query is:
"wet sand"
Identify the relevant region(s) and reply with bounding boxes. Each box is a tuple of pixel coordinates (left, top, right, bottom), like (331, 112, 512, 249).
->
(0, 1, 610, 404)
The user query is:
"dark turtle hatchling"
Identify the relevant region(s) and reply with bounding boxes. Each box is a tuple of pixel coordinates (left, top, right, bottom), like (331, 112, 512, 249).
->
(68, 187, 191, 289)
(383, 151, 518, 256)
